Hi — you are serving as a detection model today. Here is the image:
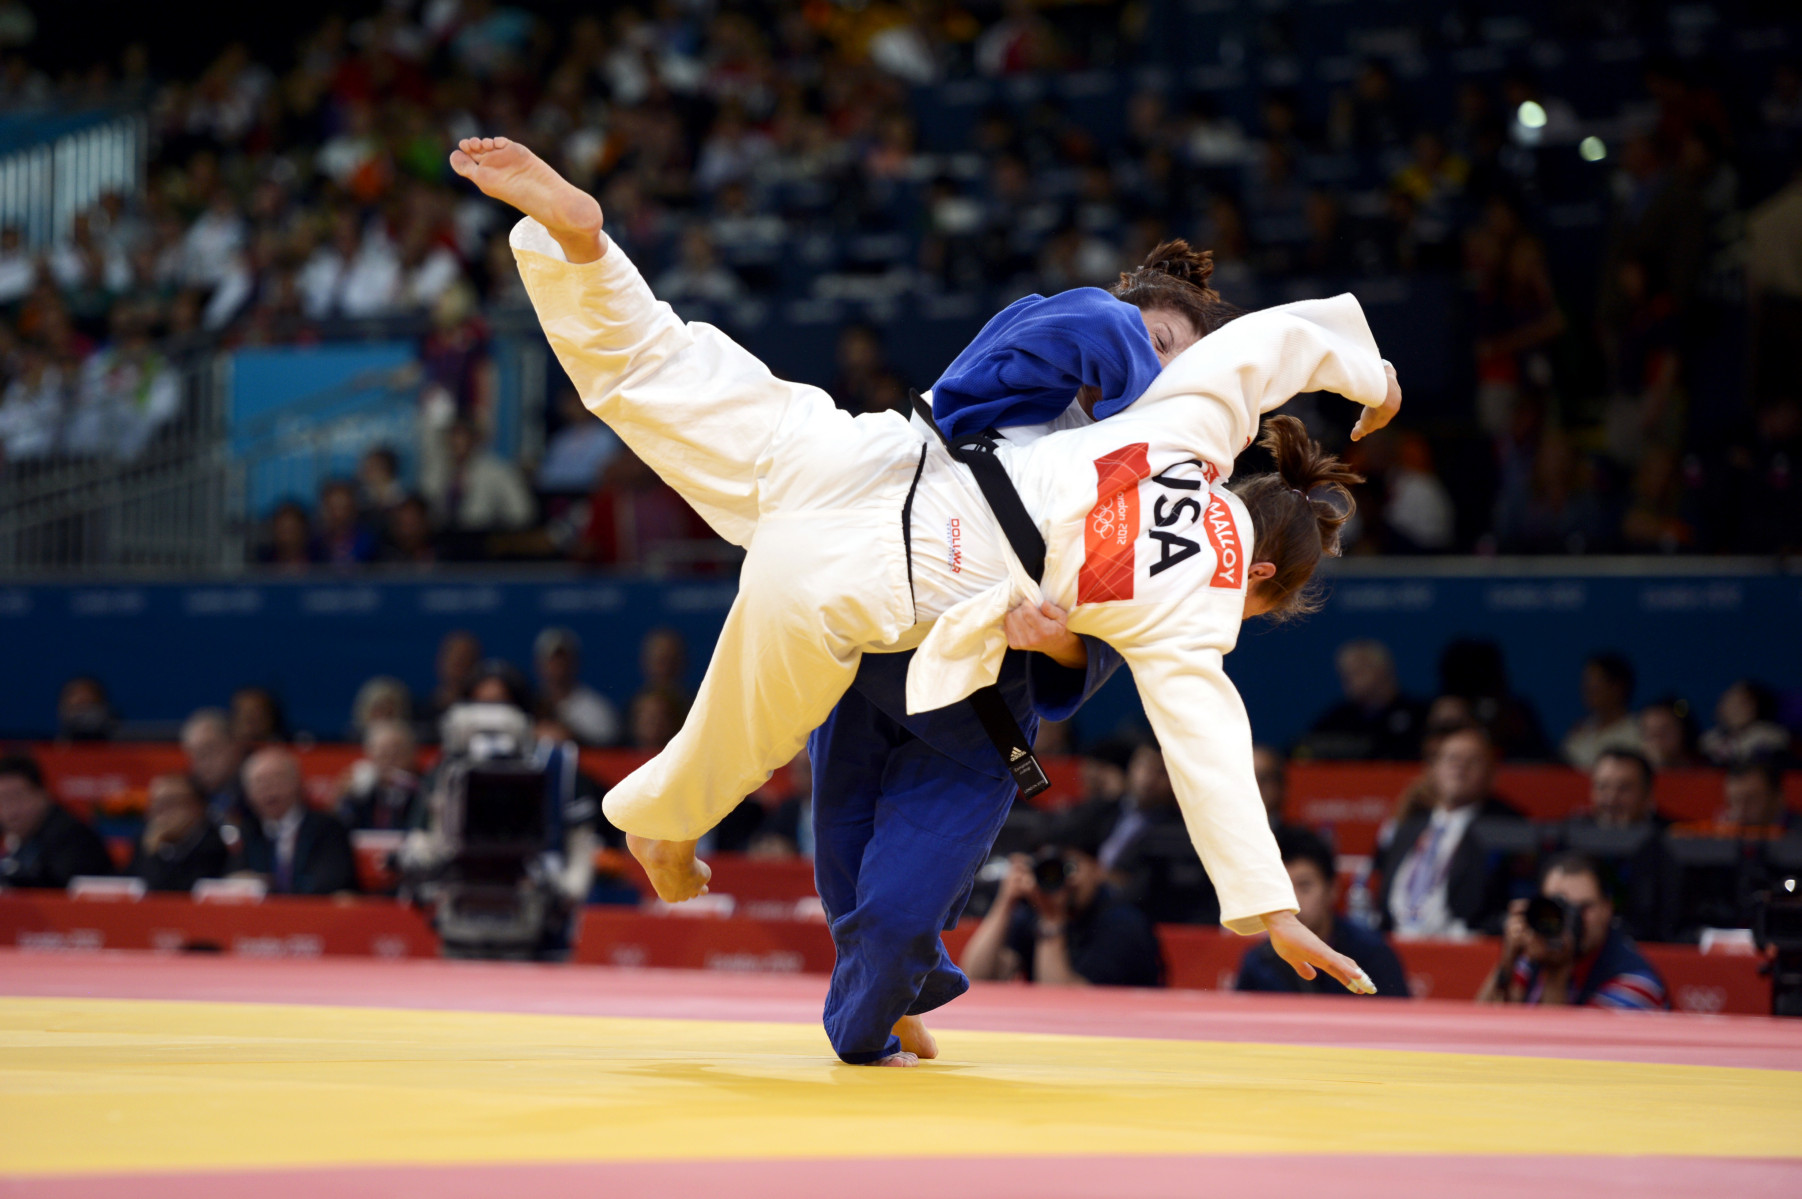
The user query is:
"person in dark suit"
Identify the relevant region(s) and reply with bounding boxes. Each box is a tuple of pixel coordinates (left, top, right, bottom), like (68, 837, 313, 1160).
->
(1237, 827, 1410, 997)
(1298, 639, 1428, 761)
(231, 747, 356, 895)
(131, 774, 230, 893)
(0, 751, 114, 888)
(1375, 725, 1526, 937)
(181, 708, 247, 823)
(1087, 741, 1219, 925)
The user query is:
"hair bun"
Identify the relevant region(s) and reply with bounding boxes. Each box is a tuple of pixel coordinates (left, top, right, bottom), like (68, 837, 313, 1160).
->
(1138, 238, 1216, 290)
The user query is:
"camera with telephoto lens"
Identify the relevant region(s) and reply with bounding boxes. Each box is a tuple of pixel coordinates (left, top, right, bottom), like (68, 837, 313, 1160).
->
(398, 703, 556, 959)
(1033, 847, 1069, 894)
(1523, 894, 1582, 948)
(1754, 875, 1802, 1018)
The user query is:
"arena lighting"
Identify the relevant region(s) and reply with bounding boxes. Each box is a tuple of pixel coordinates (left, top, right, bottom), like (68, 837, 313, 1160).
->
(1580, 136, 1608, 162)
(1516, 100, 1548, 129)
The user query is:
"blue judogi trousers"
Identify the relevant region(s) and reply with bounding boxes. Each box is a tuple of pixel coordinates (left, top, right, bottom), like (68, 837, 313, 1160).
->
(809, 644, 1119, 1063)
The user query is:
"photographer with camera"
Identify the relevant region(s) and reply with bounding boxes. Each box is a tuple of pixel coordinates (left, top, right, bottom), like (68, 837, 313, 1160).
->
(1476, 852, 1667, 1009)
(961, 822, 1164, 988)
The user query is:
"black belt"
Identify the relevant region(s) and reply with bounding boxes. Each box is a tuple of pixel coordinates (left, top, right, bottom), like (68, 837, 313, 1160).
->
(910, 392, 1051, 799)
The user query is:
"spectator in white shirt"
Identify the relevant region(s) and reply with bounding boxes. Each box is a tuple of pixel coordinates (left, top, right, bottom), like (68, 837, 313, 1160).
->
(0, 224, 38, 304)
(423, 419, 534, 531)
(536, 387, 621, 491)
(533, 627, 622, 746)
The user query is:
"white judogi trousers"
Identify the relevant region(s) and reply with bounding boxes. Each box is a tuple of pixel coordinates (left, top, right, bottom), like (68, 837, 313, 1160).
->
(511, 218, 921, 840)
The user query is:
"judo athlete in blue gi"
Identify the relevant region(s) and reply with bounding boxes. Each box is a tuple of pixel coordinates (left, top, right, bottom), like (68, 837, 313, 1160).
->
(810, 259, 1218, 1064)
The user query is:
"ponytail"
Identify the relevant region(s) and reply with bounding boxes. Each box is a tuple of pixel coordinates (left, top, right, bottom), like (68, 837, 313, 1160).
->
(1229, 415, 1363, 619)
(1109, 238, 1240, 337)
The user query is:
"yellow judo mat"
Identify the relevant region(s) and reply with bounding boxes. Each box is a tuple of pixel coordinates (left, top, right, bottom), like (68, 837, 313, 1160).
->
(3, 996, 1799, 1176)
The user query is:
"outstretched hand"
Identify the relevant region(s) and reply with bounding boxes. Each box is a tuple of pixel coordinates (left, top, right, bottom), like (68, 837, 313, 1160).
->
(1263, 910, 1378, 994)
(1349, 362, 1403, 442)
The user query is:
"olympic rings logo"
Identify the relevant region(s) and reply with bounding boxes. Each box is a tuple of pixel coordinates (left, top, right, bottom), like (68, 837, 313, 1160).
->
(1090, 495, 1130, 545)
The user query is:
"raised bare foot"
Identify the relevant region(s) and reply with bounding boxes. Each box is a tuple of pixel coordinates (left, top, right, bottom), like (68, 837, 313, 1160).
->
(892, 1015, 939, 1060)
(625, 833, 712, 903)
(448, 136, 604, 263)
(872, 1050, 920, 1067)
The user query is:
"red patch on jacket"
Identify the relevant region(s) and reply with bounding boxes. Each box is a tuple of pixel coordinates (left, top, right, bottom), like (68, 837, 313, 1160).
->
(1203, 493, 1242, 589)
(1077, 444, 1151, 603)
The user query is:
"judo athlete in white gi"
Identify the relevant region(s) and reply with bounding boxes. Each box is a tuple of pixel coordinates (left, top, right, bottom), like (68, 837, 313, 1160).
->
(450, 139, 1403, 1057)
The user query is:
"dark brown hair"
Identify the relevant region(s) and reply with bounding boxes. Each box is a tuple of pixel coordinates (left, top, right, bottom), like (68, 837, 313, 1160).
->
(1230, 415, 1363, 620)
(1108, 239, 1241, 338)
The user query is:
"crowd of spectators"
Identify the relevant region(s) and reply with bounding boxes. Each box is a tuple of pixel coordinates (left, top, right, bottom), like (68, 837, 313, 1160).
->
(10, 621, 1797, 1007)
(3, 0, 1800, 562)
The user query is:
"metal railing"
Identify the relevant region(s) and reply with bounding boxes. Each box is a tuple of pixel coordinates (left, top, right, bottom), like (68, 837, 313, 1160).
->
(0, 353, 236, 572)
(0, 110, 147, 247)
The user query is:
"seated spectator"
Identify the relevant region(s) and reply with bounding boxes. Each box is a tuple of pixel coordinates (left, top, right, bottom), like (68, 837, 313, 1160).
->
(357, 445, 407, 516)
(533, 627, 621, 746)
(379, 494, 439, 565)
(1075, 736, 1134, 810)
(231, 747, 356, 895)
(348, 676, 412, 741)
(1566, 748, 1666, 939)
(1573, 749, 1665, 832)
(1100, 742, 1218, 925)
(1438, 639, 1550, 760)
(629, 687, 687, 751)
(424, 419, 535, 533)
(638, 627, 690, 703)
(180, 708, 246, 822)
(961, 824, 1164, 988)
(131, 774, 229, 893)
(230, 684, 287, 747)
(257, 501, 315, 571)
(1700, 679, 1793, 766)
(1253, 743, 1311, 839)
(336, 719, 422, 832)
(1375, 725, 1526, 938)
(1478, 853, 1667, 1009)
(536, 387, 621, 492)
(1236, 828, 1410, 998)
(311, 479, 378, 566)
(0, 752, 113, 888)
(1562, 652, 1643, 769)
(745, 749, 813, 858)
(1719, 756, 1793, 834)
(654, 226, 743, 303)
(581, 447, 714, 567)
(56, 675, 115, 741)
(428, 630, 484, 723)
(1298, 639, 1427, 761)
(1638, 696, 1704, 770)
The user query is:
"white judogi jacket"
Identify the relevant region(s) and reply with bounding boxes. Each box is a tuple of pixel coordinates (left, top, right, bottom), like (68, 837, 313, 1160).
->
(908, 297, 1390, 931)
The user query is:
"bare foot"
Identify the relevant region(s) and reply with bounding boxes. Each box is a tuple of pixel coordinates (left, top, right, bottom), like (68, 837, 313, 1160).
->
(892, 1015, 938, 1060)
(872, 1051, 920, 1067)
(448, 136, 604, 263)
(625, 834, 712, 903)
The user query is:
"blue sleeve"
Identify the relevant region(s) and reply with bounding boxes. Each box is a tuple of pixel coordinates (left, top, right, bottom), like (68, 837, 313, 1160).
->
(930, 289, 1163, 439)
(1027, 635, 1125, 724)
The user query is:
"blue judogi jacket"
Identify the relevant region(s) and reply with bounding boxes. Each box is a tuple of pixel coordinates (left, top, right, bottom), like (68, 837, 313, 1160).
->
(836, 287, 1161, 773)
(928, 287, 1163, 439)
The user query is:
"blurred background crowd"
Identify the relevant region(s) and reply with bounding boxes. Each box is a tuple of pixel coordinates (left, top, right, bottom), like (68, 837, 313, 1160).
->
(3, 0, 1800, 564)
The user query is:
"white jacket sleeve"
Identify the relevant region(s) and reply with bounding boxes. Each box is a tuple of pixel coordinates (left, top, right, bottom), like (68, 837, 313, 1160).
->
(510, 217, 809, 547)
(1113, 637, 1297, 934)
(1130, 295, 1390, 467)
